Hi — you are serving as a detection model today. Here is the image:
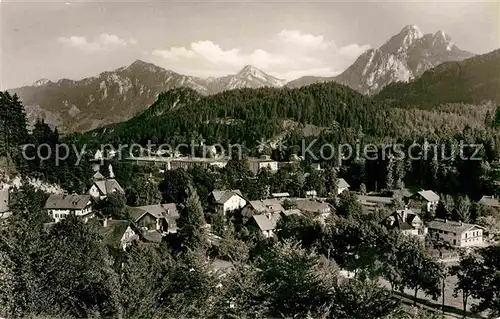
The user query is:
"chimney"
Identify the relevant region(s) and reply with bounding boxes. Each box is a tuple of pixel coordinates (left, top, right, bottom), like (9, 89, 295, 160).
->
(103, 217, 108, 227)
(108, 164, 115, 178)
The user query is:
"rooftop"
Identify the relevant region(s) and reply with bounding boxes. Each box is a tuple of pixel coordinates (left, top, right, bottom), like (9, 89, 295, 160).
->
(248, 199, 284, 213)
(44, 194, 92, 210)
(252, 212, 281, 231)
(427, 219, 483, 234)
(415, 190, 440, 202)
(478, 195, 500, 208)
(210, 189, 244, 204)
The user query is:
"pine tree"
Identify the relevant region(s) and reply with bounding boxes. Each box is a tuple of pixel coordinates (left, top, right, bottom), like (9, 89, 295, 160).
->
(493, 106, 500, 128)
(0, 92, 28, 166)
(485, 110, 493, 127)
(385, 159, 395, 190)
(176, 188, 208, 250)
(454, 195, 471, 223)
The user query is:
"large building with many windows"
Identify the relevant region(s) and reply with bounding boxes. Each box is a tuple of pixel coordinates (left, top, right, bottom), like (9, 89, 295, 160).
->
(427, 219, 485, 247)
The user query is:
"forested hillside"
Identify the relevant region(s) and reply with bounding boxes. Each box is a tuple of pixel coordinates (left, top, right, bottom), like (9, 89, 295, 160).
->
(87, 83, 390, 148)
(376, 49, 500, 108)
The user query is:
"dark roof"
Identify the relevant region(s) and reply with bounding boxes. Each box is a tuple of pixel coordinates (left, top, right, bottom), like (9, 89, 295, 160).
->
(100, 220, 137, 246)
(295, 199, 331, 214)
(93, 179, 124, 196)
(247, 199, 284, 213)
(210, 190, 244, 204)
(129, 203, 179, 221)
(142, 230, 163, 243)
(44, 194, 92, 210)
(383, 209, 421, 231)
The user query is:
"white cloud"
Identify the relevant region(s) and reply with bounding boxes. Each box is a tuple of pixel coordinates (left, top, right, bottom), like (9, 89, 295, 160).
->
(151, 30, 370, 80)
(152, 47, 196, 60)
(278, 29, 332, 50)
(58, 33, 135, 53)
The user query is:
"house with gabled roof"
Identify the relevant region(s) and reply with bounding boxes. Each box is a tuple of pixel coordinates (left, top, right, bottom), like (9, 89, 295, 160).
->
(208, 189, 247, 215)
(243, 199, 284, 217)
(129, 203, 179, 234)
(88, 172, 124, 201)
(99, 219, 139, 251)
(248, 212, 282, 238)
(44, 194, 94, 223)
(295, 199, 332, 220)
(427, 219, 485, 247)
(337, 178, 350, 194)
(478, 195, 500, 210)
(411, 190, 440, 212)
(382, 209, 427, 238)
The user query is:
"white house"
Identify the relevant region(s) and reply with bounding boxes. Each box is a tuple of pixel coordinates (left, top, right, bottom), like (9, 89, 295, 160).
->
(249, 212, 281, 238)
(411, 190, 440, 212)
(427, 219, 485, 247)
(209, 190, 247, 215)
(44, 194, 94, 223)
(337, 178, 350, 195)
(248, 155, 279, 175)
(87, 172, 124, 201)
(382, 209, 427, 238)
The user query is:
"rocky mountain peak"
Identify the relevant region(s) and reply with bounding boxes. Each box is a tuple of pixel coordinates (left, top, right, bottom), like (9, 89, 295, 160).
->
(380, 24, 424, 55)
(237, 65, 265, 77)
(33, 78, 51, 87)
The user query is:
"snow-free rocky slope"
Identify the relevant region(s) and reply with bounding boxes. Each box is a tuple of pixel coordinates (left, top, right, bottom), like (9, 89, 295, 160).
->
(8, 61, 285, 132)
(287, 25, 474, 94)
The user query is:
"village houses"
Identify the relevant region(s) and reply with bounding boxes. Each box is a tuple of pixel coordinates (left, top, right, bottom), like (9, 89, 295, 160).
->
(129, 203, 180, 234)
(208, 189, 247, 215)
(87, 171, 125, 201)
(247, 155, 279, 175)
(337, 178, 350, 195)
(99, 219, 139, 251)
(382, 209, 427, 238)
(410, 190, 440, 212)
(478, 195, 500, 210)
(427, 219, 485, 247)
(44, 194, 95, 223)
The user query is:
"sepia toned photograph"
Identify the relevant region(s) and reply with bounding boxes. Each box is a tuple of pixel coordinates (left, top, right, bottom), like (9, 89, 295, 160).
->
(0, 0, 499, 318)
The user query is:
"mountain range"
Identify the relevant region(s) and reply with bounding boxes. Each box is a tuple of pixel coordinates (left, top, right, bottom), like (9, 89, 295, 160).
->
(287, 25, 474, 94)
(7, 25, 478, 132)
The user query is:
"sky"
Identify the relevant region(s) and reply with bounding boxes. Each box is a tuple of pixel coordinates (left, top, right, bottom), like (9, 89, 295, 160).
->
(1, 0, 499, 89)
